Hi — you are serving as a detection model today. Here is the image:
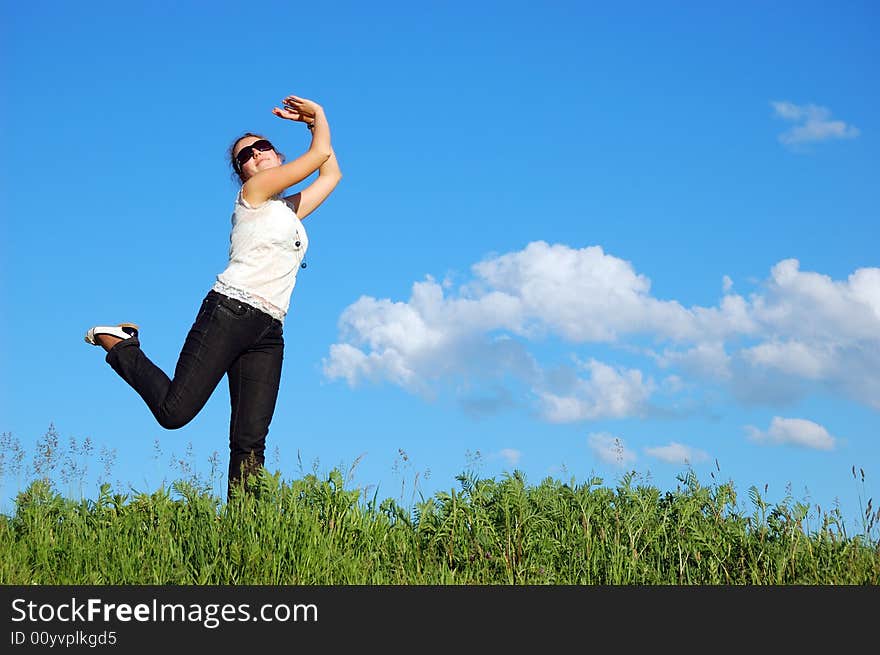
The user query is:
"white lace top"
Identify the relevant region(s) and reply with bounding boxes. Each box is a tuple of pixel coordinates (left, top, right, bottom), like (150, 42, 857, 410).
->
(212, 190, 308, 323)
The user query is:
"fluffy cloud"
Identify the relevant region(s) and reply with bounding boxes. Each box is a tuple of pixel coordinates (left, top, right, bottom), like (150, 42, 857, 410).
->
(494, 449, 522, 467)
(468, 242, 754, 342)
(745, 417, 837, 450)
(654, 341, 732, 381)
(323, 241, 880, 420)
(536, 360, 654, 422)
(771, 100, 860, 147)
(644, 442, 710, 465)
(735, 260, 880, 408)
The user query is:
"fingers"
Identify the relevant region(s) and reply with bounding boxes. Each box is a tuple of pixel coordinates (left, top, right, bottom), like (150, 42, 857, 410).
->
(283, 95, 316, 110)
(278, 95, 319, 121)
(272, 107, 302, 121)
(283, 101, 309, 113)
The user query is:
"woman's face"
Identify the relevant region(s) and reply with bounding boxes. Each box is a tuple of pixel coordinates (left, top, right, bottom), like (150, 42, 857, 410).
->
(234, 136, 282, 180)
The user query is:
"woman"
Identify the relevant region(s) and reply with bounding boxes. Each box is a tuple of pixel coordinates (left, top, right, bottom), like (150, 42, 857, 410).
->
(85, 94, 341, 499)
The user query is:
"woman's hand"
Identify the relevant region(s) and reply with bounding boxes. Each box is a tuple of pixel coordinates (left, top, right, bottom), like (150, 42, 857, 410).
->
(272, 95, 323, 123)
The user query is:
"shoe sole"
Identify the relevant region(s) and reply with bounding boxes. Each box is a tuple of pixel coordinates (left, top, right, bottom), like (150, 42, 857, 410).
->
(84, 323, 140, 346)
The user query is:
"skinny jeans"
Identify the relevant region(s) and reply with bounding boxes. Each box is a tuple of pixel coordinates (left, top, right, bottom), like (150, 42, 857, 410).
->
(105, 290, 284, 499)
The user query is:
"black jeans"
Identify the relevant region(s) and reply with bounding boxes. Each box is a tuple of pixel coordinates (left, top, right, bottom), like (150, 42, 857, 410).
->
(106, 290, 284, 499)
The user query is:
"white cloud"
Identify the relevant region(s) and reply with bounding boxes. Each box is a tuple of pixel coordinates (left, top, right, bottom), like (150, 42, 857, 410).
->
(644, 442, 710, 465)
(495, 448, 522, 467)
(736, 259, 880, 408)
(753, 259, 880, 340)
(742, 340, 832, 380)
(745, 417, 837, 450)
(324, 242, 880, 418)
(588, 433, 637, 467)
(771, 100, 860, 146)
(468, 242, 756, 343)
(536, 359, 654, 423)
(655, 341, 732, 381)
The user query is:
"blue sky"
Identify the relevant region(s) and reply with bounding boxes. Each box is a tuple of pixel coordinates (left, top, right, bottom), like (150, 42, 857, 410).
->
(2, 1, 877, 531)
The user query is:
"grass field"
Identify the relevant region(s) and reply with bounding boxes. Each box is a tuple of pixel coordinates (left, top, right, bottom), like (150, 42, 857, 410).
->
(1, 461, 877, 584)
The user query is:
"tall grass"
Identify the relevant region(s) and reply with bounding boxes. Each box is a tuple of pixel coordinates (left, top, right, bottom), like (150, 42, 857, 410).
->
(1, 464, 877, 584)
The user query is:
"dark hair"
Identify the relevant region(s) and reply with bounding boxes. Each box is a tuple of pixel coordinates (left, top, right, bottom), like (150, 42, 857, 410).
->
(228, 132, 286, 183)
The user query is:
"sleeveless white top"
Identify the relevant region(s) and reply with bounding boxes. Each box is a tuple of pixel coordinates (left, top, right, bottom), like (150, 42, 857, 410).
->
(212, 190, 308, 323)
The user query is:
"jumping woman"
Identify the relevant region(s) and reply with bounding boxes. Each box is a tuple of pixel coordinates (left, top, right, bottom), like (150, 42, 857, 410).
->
(85, 94, 341, 499)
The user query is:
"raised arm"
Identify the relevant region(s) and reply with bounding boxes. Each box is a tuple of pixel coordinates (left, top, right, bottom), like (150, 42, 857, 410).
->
(284, 147, 342, 220)
(241, 95, 333, 206)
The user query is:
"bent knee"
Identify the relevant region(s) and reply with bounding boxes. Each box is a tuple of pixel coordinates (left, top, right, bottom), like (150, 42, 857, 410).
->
(156, 412, 194, 430)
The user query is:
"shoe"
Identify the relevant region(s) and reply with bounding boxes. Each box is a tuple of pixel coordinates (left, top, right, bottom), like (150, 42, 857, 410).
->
(84, 323, 139, 346)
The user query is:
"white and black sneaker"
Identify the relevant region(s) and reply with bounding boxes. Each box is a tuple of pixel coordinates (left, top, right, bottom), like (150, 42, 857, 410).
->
(84, 323, 139, 346)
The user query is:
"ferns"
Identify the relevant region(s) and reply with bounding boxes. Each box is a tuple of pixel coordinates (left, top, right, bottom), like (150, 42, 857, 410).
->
(0, 468, 877, 584)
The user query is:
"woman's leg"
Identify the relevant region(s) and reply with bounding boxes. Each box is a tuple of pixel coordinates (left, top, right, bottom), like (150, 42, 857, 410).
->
(226, 319, 284, 499)
(105, 291, 259, 430)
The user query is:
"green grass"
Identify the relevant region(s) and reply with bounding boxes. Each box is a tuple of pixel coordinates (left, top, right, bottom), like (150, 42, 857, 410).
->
(1, 467, 877, 584)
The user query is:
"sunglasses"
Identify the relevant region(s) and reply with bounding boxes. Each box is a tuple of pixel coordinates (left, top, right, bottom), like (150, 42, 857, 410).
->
(235, 139, 275, 169)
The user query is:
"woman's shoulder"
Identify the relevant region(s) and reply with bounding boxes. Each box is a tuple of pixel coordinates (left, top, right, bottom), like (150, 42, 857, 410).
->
(234, 189, 298, 218)
(235, 188, 283, 211)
